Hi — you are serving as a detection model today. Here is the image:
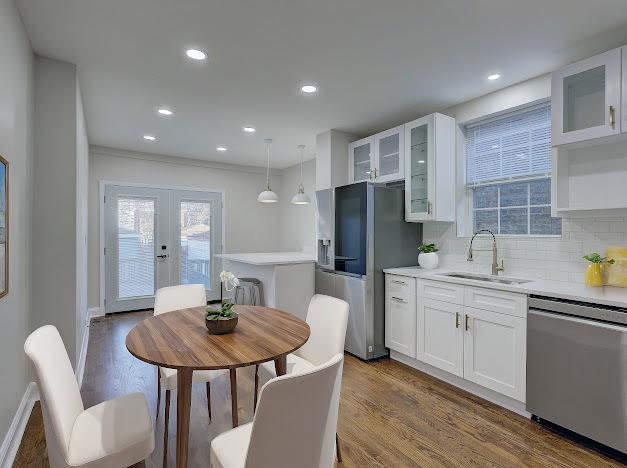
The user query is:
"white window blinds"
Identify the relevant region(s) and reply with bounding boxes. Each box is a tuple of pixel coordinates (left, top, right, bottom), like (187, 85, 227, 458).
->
(466, 104, 551, 186)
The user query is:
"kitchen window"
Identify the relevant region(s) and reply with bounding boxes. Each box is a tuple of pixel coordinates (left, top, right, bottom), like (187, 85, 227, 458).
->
(465, 103, 561, 236)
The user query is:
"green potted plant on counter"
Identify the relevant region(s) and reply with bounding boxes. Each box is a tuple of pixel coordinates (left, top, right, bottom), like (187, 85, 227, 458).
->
(206, 271, 240, 334)
(418, 243, 439, 269)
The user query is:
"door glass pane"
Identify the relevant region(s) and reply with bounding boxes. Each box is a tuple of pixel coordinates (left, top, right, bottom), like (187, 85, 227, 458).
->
(410, 124, 429, 214)
(180, 200, 212, 290)
(563, 65, 606, 133)
(353, 143, 371, 181)
(378, 133, 399, 177)
(117, 197, 155, 298)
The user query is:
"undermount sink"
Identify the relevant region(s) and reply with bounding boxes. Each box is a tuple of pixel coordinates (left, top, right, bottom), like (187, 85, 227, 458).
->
(437, 272, 532, 285)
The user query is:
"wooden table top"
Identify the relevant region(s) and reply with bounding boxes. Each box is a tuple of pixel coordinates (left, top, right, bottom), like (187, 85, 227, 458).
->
(125, 305, 310, 370)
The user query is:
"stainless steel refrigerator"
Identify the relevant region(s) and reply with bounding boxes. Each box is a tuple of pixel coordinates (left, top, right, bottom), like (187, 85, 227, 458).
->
(315, 182, 422, 360)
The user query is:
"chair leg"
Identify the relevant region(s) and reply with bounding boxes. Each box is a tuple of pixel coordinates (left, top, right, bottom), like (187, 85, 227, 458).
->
(163, 389, 170, 467)
(253, 364, 259, 411)
(206, 381, 212, 422)
(156, 368, 161, 419)
(336, 433, 342, 463)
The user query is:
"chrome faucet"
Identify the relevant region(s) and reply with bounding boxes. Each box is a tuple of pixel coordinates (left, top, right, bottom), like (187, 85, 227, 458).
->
(467, 229, 505, 276)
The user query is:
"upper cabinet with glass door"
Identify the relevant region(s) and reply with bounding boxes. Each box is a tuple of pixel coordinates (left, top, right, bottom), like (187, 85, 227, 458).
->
(348, 125, 405, 184)
(552, 47, 622, 146)
(405, 113, 456, 222)
(348, 136, 375, 183)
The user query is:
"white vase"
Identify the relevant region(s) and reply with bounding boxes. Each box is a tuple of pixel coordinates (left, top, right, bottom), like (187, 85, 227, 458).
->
(418, 252, 439, 269)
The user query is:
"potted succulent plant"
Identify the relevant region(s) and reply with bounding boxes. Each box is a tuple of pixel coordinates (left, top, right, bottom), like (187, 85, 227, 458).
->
(582, 253, 615, 287)
(418, 243, 439, 270)
(205, 271, 240, 334)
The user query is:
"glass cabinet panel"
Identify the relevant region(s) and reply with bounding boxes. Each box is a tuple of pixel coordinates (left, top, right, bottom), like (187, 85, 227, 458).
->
(409, 123, 429, 215)
(352, 142, 372, 182)
(563, 65, 606, 133)
(377, 133, 400, 179)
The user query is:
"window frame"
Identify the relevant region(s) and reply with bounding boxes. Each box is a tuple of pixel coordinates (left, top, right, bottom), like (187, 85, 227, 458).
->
(458, 100, 561, 238)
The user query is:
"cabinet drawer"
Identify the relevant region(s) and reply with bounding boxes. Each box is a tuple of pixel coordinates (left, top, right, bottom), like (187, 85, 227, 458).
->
(464, 287, 527, 318)
(386, 275, 415, 302)
(418, 279, 464, 305)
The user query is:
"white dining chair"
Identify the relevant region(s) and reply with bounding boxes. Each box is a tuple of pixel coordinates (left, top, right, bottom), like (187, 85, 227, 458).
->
(24, 325, 154, 468)
(211, 353, 344, 468)
(253, 293, 349, 461)
(153, 284, 227, 463)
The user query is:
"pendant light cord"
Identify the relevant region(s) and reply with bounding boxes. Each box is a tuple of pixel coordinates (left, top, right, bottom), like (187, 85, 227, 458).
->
(299, 146, 304, 185)
(265, 141, 271, 190)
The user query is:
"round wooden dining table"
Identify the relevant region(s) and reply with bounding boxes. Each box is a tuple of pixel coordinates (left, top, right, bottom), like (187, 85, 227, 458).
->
(126, 304, 310, 468)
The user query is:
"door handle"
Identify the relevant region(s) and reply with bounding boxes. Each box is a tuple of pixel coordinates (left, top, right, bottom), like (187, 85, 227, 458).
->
(455, 312, 460, 329)
(427, 201, 432, 215)
(609, 105, 616, 129)
(465, 314, 470, 331)
(156, 254, 169, 259)
(391, 297, 407, 304)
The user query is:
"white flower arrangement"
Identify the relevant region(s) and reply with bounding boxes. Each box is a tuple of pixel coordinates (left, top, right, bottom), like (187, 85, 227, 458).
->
(220, 270, 240, 291)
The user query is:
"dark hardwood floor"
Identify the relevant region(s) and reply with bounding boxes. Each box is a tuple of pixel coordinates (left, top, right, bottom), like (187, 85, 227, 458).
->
(15, 310, 623, 467)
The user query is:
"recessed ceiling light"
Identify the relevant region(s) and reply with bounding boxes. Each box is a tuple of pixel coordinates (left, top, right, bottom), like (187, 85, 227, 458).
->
(488, 73, 501, 81)
(185, 49, 206, 61)
(216, 146, 228, 152)
(243, 126, 256, 133)
(301, 84, 318, 94)
(143, 135, 156, 141)
(158, 108, 173, 116)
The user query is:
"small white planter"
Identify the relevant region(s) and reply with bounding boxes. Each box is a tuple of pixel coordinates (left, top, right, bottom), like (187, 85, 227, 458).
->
(418, 252, 439, 269)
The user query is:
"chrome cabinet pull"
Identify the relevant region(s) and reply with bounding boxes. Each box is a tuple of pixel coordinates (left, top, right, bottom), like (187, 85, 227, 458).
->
(465, 314, 470, 331)
(609, 105, 616, 129)
(391, 280, 406, 285)
(391, 297, 407, 304)
(427, 201, 432, 215)
(455, 312, 460, 329)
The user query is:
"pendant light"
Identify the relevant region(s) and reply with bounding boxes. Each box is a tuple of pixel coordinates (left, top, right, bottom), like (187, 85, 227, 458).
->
(258, 138, 279, 203)
(291, 144, 310, 205)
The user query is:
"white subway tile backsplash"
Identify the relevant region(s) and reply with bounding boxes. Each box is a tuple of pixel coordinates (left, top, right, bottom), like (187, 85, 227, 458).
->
(424, 217, 627, 285)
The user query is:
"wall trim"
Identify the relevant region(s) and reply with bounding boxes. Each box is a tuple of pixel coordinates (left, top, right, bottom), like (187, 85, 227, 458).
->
(90, 145, 283, 176)
(0, 382, 40, 468)
(75, 320, 90, 388)
(390, 351, 530, 418)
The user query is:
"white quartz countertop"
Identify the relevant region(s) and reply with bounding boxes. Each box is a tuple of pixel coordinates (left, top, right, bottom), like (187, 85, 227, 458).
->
(383, 266, 627, 308)
(217, 252, 316, 266)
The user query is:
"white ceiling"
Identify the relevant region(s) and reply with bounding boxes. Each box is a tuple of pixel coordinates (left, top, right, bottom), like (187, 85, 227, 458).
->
(16, 0, 627, 168)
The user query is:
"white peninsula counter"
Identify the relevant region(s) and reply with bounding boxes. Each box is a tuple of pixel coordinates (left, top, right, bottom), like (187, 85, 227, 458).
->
(217, 252, 315, 320)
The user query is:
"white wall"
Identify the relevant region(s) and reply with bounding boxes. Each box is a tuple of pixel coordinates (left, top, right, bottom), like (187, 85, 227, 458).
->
(88, 146, 283, 308)
(31, 56, 88, 365)
(278, 159, 316, 254)
(423, 74, 627, 283)
(0, 0, 34, 449)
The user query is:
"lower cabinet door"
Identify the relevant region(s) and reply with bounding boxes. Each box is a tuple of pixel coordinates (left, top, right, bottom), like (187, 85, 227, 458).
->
(385, 296, 416, 357)
(417, 298, 463, 377)
(463, 306, 526, 402)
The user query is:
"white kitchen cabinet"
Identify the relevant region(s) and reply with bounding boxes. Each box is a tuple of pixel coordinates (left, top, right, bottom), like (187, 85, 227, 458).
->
(348, 126, 405, 184)
(404, 113, 455, 222)
(385, 275, 416, 357)
(552, 47, 622, 146)
(463, 306, 526, 402)
(373, 125, 404, 183)
(416, 298, 464, 377)
(348, 136, 375, 183)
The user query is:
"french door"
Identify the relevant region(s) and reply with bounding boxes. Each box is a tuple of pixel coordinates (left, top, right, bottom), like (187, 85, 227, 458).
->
(104, 185, 222, 313)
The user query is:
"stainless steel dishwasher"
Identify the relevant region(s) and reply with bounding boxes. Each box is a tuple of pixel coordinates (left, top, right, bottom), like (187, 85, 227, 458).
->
(527, 295, 627, 458)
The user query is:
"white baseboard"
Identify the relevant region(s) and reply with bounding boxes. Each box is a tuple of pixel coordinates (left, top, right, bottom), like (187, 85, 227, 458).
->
(390, 351, 530, 418)
(0, 382, 40, 468)
(87, 306, 104, 319)
(76, 319, 90, 388)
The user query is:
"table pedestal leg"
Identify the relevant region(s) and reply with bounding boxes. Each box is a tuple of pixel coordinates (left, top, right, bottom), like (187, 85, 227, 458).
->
(230, 368, 238, 427)
(176, 368, 193, 468)
(274, 355, 287, 376)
